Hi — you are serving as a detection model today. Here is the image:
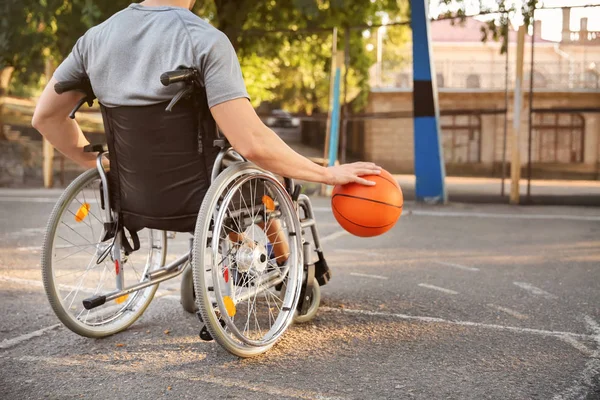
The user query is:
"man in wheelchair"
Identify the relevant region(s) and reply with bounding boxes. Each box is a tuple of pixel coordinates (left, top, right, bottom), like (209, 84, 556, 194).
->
(31, 0, 381, 357)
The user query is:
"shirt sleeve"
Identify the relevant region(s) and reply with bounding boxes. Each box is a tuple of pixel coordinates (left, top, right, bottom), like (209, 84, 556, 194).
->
(53, 36, 88, 83)
(200, 31, 250, 108)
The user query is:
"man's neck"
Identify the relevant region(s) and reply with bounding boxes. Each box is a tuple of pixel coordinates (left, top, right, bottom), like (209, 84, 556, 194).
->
(139, 0, 189, 8)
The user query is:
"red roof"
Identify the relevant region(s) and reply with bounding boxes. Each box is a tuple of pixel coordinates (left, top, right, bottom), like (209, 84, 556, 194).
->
(430, 17, 553, 44)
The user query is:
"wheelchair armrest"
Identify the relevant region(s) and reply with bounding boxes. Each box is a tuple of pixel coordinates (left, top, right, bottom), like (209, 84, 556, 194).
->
(213, 138, 229, 148)
(84, 144, 108, 153)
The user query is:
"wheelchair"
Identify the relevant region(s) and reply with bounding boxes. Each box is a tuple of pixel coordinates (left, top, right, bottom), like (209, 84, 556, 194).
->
(40, 69, 330, 357)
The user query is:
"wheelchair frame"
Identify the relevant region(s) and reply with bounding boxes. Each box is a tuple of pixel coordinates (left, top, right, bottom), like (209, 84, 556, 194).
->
(45, 68, 330, 355)
(81, 140, 325, 320)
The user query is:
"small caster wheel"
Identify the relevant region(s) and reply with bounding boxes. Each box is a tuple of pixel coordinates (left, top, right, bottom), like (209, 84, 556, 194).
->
(282, 277, 321, 324)
(199, 325, 213, 341)
(180, 265, 198, 313)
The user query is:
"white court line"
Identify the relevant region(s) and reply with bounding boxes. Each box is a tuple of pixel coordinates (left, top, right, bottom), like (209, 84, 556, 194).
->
(6, 227, 46, 238)
(434, 260, 479, 272)
(320, 229, 349, 243)
(408, 210, 600, 222)
(513, 282, 558, 300)
(553, 359, 600, 400)
(558, 335, 595, 358)
(320, 307, 593, 340)
(335, 249, 380, 257)
(0, 275, 44, 288)
(552, 316, 600, 400)
(583, 315, 600, 339)
(314, 206, 600, 221)
(0, 324, 61, 350)
(14, 356, 346, 400)
(486, 304, 528, 320)
(17, 244, 77, 252)
(0, 197, 58, 203)
(17, 246, 41, 252)
(170, 371, 347, 400)
(0, 275, 174, 298)
(0, 275, 89, 293)
(349, 272, 388, 280)
(0, 275, 177, 350)
(418, 283, 459, 295)
(8, 224, 89, 240)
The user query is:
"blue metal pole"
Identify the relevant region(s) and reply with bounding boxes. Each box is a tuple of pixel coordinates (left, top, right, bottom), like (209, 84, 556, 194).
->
(328, 67, 342, 166)
(411, 0, 447, 203)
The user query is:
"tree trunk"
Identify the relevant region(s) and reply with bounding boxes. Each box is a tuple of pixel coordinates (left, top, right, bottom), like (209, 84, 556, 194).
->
(0, 66, 15, 141)
(43, 56, 56, 188)
(0, 66, 14, 97)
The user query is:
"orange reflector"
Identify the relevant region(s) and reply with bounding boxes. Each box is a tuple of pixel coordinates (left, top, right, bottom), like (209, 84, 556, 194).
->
(223, 296, 236, 317)
(262, 195, 275, 212)
(74, 203, 90, 223)
(115, 294, 129, 304)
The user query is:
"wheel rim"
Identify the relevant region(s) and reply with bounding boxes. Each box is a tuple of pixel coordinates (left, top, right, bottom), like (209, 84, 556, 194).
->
(201, 170, 302, 348)
(45, 172, 165, 332)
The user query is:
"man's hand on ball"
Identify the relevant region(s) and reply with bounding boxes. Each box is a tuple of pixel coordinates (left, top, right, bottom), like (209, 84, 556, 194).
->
(325, 162, 382, 186)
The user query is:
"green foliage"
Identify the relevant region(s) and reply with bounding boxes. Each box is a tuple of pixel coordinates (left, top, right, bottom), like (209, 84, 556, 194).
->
(0, 1, 49, 70)
(3, 0, 538, 110)
(239, 53, 280, 108)
(201, 0, 404, 113)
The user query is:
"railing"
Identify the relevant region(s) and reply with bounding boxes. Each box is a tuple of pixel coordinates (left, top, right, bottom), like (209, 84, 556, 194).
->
(373, 60, 600, 91)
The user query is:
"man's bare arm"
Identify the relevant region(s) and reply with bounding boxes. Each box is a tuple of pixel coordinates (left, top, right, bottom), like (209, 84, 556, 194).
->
(32, 78, 97, 170)
(210, 98, 380, 186)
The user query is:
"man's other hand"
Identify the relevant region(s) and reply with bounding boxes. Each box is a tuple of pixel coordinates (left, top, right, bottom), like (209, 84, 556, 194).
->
(325, 162, 382, 186)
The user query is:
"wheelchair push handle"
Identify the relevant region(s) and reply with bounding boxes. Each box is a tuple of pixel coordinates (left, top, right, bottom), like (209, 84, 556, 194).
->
(54, 78, 96, 119)
(160, 68, 197, 86)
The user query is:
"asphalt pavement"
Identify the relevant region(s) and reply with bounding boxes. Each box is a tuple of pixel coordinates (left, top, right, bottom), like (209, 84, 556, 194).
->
(1, 188, 600, 399)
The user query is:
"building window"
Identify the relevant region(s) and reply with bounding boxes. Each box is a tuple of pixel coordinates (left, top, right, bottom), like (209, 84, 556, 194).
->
(533, 71, 547, 88)
(584, 70, 599, 89)
(466, 74, 480, 89)
(395, 73, 411, 88)
(436, 73, 445, 88)
(532, 113, 585, 163)
(441, 114, 482, 164)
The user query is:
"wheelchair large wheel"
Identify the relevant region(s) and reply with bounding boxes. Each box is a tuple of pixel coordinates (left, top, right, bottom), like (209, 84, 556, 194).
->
(41, 169, 167, 338)
(192, 162, 303, 357)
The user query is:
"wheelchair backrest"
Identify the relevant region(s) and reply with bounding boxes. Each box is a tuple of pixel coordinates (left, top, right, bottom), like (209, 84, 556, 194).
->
(101, 95, 219, 233)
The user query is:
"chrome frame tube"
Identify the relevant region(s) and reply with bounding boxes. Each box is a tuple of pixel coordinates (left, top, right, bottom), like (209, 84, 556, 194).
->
(233, 270, 285, 304)
(102, 253, 190, 302)
(96, 153, 113, 223)
(211, 147, 245, 183)
(298, 194, 323, 252)
(113, 231, 124, 290)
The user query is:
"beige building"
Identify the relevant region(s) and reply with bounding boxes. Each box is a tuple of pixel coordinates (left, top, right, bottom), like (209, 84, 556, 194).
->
(361, 9, 600, 179)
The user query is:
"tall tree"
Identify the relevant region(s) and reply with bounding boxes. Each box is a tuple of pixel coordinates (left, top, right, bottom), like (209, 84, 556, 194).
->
(197, 0, 403, 112)
(0, 0, 50, 137)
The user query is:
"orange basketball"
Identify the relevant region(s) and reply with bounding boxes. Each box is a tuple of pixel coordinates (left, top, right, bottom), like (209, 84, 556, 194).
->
(331, 169, 403, 237)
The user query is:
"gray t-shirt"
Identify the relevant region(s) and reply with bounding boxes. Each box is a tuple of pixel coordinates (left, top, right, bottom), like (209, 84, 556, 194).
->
(54, 3, 249, 108)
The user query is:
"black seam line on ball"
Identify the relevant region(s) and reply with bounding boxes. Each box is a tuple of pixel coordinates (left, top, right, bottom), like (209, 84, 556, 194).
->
(374, 173, 401, 190)
(332, 194, 403, 209)
(332, 202, 402, 229)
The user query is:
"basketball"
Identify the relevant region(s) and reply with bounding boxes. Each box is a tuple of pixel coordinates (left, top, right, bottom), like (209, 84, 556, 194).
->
(331, 169, 403, 237)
